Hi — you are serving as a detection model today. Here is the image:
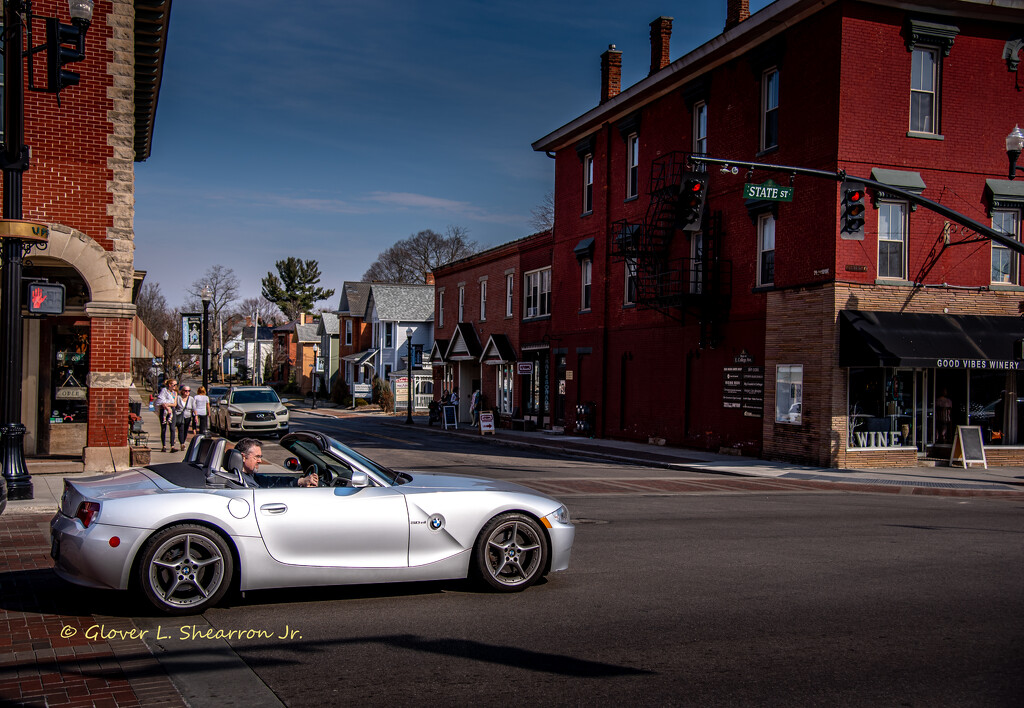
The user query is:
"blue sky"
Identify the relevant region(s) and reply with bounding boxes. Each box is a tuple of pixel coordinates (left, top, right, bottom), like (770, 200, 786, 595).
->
(134, 0, 772, 308)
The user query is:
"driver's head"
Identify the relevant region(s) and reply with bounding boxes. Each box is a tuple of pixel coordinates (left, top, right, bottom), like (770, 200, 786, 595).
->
(235, 438, 263, 474)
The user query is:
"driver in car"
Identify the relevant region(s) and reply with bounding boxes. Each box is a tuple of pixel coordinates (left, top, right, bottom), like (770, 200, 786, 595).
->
(235, 438, 319, 487)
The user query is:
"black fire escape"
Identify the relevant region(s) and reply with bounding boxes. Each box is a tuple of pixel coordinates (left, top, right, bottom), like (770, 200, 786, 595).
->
(610, 151, 732, 347)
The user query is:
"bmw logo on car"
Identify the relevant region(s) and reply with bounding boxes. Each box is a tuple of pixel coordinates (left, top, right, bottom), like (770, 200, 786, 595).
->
(429, 514, 445, 531)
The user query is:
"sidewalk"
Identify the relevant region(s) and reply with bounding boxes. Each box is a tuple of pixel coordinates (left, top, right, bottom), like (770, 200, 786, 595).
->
(292, 399, 1024, 497)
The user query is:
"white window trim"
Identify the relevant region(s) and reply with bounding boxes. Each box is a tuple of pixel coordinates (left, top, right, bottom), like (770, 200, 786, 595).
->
(626, 133, 639, 200)
(877, 201, 908, 280)
(757, 213, 776, 287)
(693, 101, 707, 156)
(991, 208, 1020, 285)
(581, 258, 592, 311)
(909, 46, 939, 135)
(384, 322, 394, 349)
(438, 290, 445, 329)
(505, 273, 514, 317)
(624, 259, 637, 306)
(775, 364, 803, 424)
(344, 319, 352, 346)
(480, 279, 487, 321)
(761, 67, 779, 151)
(458, 286, 465, 322)
(524, 267, 552, 319)
(583, 154, 594, 214)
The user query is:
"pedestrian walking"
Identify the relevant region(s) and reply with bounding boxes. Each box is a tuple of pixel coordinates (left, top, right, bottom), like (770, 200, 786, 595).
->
(173, 385, 196, 452)
(193, 385, 211, 435)
(470, 389, 481, 425)
(155, 379, 177, 452)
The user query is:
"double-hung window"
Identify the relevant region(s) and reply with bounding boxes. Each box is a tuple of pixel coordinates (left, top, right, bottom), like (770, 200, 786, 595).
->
(693, 101, 707, 156)
(910, 47, 938, 134)
(344, 319, 352, 346)
(438, 290, 444, 328)
(878, 202, 907, 279)
(458, 286, 465, 322)
(505, 273, 514, 317)
(761, 68, 779, 151)
(992, 209, 1020, 285)
(626, 134, 639, 199)
(384, 322, 394, 349)
(624, 259, 638, 305)
(757, 213, 775, 286)
(524, 268, 551, 318)
(581, 258, 592, 311)
(583, 154, 594, 214)
(479, 279, 487, 320)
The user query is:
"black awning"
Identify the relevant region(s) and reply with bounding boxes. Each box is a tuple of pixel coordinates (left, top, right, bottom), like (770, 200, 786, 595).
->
(839, 310, 1024, 369)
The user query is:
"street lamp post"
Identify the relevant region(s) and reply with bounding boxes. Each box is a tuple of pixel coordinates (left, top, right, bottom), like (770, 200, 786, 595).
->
(311, 343, 319, 410)
(405, 327, 414, 425)
(1, 0, 93, 511)
(200, 285, 212, 391)
(162, 330, 169, 379)
(1007, 126, 1024, 180)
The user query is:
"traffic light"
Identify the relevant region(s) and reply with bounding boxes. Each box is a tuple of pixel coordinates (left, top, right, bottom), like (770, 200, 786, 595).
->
(840, 180, 866, 240)
(46, 17, 86, 94)
(679, 171, 708, 232)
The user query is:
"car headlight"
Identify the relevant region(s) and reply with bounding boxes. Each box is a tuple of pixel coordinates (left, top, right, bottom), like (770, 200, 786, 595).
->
(544, 505, 570, 526)
(276, 409, 288, 418)
(228, 407, 243, 417)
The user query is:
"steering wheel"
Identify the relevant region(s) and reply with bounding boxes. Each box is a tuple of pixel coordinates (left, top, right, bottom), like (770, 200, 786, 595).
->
(305, 463, 325, 487)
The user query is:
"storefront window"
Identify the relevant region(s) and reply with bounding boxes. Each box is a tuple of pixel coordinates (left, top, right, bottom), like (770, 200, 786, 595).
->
(52, 326, 89, 423)
(496, 363, 514, 414)
(847, 368, 914, 448)
(967, 370, 1021, 445)
(775, 364, 802, 424)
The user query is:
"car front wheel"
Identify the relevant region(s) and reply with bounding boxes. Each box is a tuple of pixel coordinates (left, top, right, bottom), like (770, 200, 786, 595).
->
(137, 524, 234, 615)
(472, 513, 548, 592)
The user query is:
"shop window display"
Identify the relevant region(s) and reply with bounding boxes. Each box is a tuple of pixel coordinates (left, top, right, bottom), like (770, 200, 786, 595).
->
(52, 326, 89, 424)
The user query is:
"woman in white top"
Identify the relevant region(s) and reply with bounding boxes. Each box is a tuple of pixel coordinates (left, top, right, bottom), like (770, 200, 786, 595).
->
(194, 386, 211, 435)
(173, 385, 196, 451)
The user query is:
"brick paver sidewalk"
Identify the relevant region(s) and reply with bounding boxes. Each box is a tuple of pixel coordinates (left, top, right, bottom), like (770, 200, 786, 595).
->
(0, 513, 185, 707)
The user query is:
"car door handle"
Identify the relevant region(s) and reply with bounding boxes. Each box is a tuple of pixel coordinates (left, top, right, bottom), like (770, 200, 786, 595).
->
(260, 503, 288, 515)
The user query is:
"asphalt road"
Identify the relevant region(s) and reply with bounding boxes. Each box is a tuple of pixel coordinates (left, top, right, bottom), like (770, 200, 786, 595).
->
(128, 412, 1024, 707)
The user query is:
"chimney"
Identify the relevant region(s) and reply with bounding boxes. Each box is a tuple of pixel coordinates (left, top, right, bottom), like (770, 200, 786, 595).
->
(649, 17, 673, 75)
(725, 0, 750, 31)
(246, 316, 252, 327)
(600, 44, 622, 104)
(425, 272, 435, 285)
(299, 312, 306, 325)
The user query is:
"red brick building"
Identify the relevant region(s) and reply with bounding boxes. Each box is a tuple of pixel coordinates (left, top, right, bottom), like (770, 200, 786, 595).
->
(6, 0, 170, 470)
(437, 0, 1024, 467)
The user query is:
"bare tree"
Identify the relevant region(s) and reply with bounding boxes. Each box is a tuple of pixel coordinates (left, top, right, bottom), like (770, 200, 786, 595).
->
(187, 265, 241, 379)
(529, 192, 554, 232)
(135, 282, 167, 337)
(362, 226, 477, 284)
(233, 296, 285, 327)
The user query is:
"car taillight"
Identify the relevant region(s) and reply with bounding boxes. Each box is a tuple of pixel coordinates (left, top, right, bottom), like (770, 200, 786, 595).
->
(75, 502, 100, 528)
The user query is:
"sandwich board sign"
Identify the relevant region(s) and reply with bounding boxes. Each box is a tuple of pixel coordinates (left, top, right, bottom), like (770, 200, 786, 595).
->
(950, 425, 987, 469)
(479, 411, 495, 435)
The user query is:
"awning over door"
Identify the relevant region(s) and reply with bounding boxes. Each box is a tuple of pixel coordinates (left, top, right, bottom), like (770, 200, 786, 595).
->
(839, 310, 1024, 369)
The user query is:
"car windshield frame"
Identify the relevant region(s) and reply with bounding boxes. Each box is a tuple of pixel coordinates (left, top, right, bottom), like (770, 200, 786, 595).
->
(326, 437, 400, 485)
(230, 389, 281, 405)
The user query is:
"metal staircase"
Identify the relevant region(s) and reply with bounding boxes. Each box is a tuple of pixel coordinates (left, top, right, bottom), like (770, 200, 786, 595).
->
(610, 152, 732, 347)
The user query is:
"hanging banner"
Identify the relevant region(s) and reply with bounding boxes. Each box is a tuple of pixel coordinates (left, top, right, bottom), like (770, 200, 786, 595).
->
(182, 313, 202, 353)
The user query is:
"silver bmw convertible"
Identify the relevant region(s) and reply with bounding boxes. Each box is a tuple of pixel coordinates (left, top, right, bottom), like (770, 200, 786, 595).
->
(50, 431, 575, 615)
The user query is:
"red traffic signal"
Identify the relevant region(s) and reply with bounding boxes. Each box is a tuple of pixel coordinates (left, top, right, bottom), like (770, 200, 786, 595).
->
(679, 172, 708, 232)
(840, 180, 867, 240)
(26, 282, 65, 315)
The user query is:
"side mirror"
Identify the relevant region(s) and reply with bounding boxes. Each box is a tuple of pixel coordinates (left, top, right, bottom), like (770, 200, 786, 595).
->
(284, 457, 300, 471)
(349, 471, 370, 488)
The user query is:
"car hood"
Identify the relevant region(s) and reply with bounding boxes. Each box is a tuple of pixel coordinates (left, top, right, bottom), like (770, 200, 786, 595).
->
(227, 401, 285, 411)
(399, 472, 553, 498)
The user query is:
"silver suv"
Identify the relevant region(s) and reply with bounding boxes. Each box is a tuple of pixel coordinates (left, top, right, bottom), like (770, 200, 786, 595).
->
(213, 386, 289, 439)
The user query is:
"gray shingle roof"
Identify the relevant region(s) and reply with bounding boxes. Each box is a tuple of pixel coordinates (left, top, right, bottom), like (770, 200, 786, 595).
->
(319, 313, 339, 335)
(295, 324, 319, 342)
(338, 282, 373, 318)
(369, 284, 435, 322)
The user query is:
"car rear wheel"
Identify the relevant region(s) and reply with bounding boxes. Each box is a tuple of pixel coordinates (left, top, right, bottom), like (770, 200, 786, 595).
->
(138, 524, 234, 615)
(472, 513, 548, 592)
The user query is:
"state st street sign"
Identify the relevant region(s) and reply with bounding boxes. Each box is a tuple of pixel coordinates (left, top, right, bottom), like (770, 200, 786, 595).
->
(743, 179, 793, 202)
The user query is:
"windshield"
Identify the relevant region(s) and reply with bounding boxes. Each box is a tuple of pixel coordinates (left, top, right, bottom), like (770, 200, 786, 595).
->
(327, 437, 399, 485)
(231, 389, 280, 405)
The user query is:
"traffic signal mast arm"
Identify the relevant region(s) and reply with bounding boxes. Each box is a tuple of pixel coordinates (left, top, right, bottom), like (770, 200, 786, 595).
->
(689, 155, 1024, 256)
